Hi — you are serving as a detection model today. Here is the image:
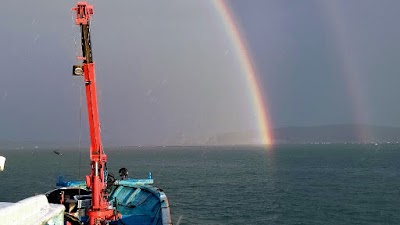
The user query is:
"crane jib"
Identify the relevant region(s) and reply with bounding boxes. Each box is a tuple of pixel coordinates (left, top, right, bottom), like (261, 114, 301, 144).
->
(71, 2, 119, 224)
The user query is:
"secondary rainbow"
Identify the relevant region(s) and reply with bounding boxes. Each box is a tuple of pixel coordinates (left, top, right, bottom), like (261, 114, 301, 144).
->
(317, 1, 372, 142)
(213, 0, 273, 145)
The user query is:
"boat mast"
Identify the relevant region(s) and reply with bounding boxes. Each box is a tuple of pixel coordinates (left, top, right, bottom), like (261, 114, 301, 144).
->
(72, 2, 117, 224)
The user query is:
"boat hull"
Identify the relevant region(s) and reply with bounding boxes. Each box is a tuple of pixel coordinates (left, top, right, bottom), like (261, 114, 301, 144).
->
(109, 181, 172, 225)
(46, 179, 172, 225)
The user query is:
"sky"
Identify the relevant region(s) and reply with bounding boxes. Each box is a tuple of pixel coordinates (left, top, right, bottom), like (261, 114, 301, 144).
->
(0, 0, 399, 146)
(229, 0, 400, 128)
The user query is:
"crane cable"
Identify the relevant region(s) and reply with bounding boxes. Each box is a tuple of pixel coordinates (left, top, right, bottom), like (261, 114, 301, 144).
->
(71, 10, 84, 186)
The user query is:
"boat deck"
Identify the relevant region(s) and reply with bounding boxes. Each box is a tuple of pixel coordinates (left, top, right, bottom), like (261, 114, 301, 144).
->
(0, 195, 65, 225)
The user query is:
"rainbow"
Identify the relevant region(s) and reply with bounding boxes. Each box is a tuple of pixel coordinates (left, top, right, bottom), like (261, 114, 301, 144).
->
(317, 1, 372, 142)
(213, 0, 273, 145)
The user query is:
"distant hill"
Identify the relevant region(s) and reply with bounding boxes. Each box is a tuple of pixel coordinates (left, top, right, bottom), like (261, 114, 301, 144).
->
(273, 124, 400, 143)
(3, 124, 400, 148)
(208, 124, 400, 145)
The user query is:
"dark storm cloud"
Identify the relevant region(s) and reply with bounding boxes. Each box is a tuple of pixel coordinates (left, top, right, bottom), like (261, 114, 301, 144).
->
(1, 0, 399, 146)
(229, 0, 400, 128)
(0, 1, 258, 145)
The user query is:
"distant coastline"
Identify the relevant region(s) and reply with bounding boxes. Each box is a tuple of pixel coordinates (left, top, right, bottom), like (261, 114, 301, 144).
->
(209, 124, 400, 145)
(2, 124, 400, 148)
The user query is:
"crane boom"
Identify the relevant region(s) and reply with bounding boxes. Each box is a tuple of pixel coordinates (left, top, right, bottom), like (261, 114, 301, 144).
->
(72, 2, 118, 224)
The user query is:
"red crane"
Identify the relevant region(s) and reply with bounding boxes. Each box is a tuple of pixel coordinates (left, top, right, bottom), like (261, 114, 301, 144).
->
(72, 2, 118, 224)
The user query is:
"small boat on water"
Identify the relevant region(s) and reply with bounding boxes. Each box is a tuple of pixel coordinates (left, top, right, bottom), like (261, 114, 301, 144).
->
(53, 150, 63, 156)
(44, 2, 172, 225)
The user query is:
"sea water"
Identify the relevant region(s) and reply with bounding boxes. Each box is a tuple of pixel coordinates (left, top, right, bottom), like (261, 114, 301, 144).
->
(0, 144, 399, 224)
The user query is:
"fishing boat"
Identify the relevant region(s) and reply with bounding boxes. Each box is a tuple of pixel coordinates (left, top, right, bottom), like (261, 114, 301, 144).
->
(53, 150, 63, 156)
(45, 2, 172, 224)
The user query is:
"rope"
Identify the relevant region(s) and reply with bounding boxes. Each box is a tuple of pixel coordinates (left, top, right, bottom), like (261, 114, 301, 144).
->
(78, 85, 83, 187)
(71, 7, 84, 195)
(71, 11, 80, 60)
(64, 213, 84, 225)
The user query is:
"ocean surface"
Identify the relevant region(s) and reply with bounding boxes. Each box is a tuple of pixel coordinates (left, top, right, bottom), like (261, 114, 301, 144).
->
(0, 144, 399, 224)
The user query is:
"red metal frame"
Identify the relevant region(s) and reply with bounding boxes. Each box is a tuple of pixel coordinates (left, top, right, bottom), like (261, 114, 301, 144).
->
(72, 2, 118, 224)
(72, 2, 93, 25)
